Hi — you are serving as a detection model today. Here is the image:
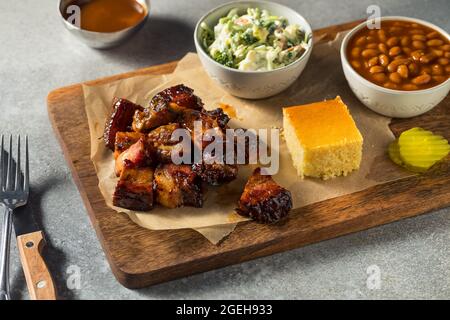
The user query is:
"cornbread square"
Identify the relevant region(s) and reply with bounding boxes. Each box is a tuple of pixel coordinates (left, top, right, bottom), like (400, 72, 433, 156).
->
(283, 97, 363, 180)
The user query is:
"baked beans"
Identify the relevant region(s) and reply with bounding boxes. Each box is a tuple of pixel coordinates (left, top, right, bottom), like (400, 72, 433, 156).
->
(347, 20, 450, 90)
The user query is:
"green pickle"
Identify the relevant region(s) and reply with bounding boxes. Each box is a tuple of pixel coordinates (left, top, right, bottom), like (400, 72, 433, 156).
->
(393, 127, 450, 173)
(388, 140, 403, 166)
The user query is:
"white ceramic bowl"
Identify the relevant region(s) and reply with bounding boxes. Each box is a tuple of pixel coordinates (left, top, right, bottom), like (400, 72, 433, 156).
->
(341, 16, 450, 118)
(194, 0, 313, 99)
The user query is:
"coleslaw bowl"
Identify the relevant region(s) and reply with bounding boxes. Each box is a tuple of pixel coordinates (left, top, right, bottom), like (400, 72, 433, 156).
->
(194, 0, 313, 99)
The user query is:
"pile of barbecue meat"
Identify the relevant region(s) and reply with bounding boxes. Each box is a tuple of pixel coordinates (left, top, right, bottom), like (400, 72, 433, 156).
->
(103, 85, 292, 223)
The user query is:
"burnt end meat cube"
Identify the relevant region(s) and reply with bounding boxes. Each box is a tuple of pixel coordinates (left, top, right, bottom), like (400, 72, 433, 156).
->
(132, 104, 179, 132)
(181, 109, 227, 153)
(114, 132, 145, 159)
(147, 123, 190, 163)
(183, 108, 237, 185)
(104, 98, 144, 150)
(236, 168, 292, 223)
(132, 85, 204, 132)
(113, 167, 154, 211)
(115, 138, 155, 176)
(233, 128, 259, 165)
(154, 164, 203, 208)
(202, 108, 230, 129)
(153, 84, 204, 111)
(192, 163, 238, 186)
(181, 109, 225, 133)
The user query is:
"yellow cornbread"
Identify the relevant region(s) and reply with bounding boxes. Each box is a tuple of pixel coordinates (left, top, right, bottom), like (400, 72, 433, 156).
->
(283, 97, 363, 180)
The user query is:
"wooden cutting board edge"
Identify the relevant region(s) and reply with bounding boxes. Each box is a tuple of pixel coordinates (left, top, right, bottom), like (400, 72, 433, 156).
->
(47, 19, 450, 288)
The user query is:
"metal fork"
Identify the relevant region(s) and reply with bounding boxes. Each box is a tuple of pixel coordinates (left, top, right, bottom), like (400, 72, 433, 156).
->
(0, 135, 29, 300)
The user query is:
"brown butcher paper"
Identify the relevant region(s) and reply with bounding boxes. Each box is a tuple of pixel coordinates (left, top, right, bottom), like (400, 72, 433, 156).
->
(82, 33, 412, 244)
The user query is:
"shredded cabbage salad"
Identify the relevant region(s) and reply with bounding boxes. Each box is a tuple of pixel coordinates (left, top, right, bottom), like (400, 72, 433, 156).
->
(200, 8, 310, 71)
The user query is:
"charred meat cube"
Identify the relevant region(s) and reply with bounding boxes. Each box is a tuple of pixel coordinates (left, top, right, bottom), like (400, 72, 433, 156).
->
(154, 164, 203, 208)
(181, 109, 225, 133)
(133, 102, 181, 132)
(147, 123, 190, 163)
(202, 108, 230, 129)
(132, 85, 204, 132)
(115, 138, 155, 176)
(114, 132, 145, 159)
(181, 109, 227, 151)
(237, 168, 292, 223)
(104, 98, 144, 150)
(113, 167, 154, 211)
(232, 128, 259, 165)
(154, 84, 204, 111)
(183, 108, 237, 185)
(192, 163, 238, 186)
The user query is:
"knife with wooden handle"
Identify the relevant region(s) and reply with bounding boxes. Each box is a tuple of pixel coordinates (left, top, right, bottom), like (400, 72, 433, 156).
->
(13, 208, 57, 300)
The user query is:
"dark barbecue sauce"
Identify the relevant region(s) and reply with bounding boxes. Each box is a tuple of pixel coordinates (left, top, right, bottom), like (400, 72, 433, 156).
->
(63, 0, 147, 33)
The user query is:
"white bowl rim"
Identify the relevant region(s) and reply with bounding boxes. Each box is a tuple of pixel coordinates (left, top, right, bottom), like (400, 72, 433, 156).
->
(341, 16, 450, 95)
(194, 0, 314, 74)
(57, 0, 151, 35)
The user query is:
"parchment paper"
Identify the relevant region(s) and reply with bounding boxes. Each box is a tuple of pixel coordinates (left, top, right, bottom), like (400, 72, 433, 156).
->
(82, 33, 413, 244)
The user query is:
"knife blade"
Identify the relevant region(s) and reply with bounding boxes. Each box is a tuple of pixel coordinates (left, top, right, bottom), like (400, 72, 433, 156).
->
(13, 206, 57, 300)
(13, 206, 40, 237)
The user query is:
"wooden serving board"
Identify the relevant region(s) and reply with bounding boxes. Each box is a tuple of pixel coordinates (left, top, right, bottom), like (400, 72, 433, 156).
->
(47, 20, 450, 288)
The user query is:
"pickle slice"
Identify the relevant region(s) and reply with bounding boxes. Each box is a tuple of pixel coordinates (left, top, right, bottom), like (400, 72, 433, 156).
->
(388, 140, 403, 166)
(398, 127, 450, 173)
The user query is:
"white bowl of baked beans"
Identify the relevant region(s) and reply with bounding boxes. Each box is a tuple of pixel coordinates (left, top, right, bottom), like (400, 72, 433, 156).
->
(341, 16, 450, 118)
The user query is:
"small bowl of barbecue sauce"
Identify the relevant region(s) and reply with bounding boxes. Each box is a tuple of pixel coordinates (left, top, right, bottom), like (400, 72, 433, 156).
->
(59, 0, 150, 49)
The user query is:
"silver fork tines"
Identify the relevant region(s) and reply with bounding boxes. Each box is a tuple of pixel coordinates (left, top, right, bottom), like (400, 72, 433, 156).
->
(0, 135, 29, 195)
(0, 134, 30, 300)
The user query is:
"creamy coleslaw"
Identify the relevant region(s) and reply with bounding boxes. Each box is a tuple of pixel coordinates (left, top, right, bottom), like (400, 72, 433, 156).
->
(200, 7, 310, 71)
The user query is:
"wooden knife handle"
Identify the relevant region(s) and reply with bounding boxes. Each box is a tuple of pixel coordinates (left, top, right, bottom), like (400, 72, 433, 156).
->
(17, 231, 57, 300)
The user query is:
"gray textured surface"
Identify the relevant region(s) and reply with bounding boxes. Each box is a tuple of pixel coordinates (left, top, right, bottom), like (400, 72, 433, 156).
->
(0, 0, 449, 300)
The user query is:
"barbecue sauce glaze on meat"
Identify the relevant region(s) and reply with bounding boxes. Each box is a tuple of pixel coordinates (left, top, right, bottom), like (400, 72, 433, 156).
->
(237, 168, 292, 223)
(105, 84, 292, 224)
(104, 98, 143, 150)
(107, 85, 237, 211)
